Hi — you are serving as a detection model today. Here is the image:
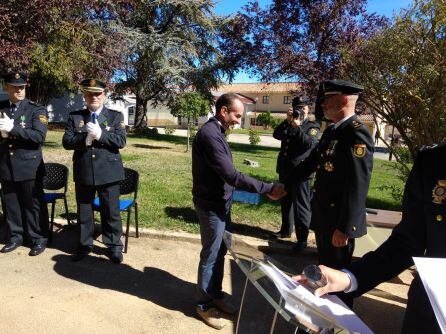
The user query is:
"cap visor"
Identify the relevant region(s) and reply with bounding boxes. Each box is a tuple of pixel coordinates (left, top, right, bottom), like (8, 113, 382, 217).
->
(82, 87, 105, 92)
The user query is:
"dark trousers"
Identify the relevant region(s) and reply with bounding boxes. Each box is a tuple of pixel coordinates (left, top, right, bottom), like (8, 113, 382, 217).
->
(315, 228, 355, 308)
(280, 179, 312, 242)
(195, 204, 231, 308)
(75, 182, 122, 252)
(1, 178, 49, 245)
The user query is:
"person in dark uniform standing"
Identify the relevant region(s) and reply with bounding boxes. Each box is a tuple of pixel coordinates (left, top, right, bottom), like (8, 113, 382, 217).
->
(0, 72, 49, 256)
(285, 80, 374, 307)
(192, 93, 286, 330)
(62, 79, 126, 263)
(273, 96, 320, 251)
(299, 143, 446, 334)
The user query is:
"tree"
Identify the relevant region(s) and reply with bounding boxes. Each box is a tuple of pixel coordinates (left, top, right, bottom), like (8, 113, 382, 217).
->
(344, 0, 446, 175)
(114, 0, 237, 130)
(256, 111, 275, 129)
(170, 92, 210, 151)
(220, 0, 387, 97)
(0, 0, 130, 104)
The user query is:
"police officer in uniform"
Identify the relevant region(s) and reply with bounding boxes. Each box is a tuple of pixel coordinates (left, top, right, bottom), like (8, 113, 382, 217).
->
(301, 143, 446, 333)
(273, 96, 320, 251)
(286, 80, 374, 307)
(0, 72, 49, 256)
(63, 79, 126, 263)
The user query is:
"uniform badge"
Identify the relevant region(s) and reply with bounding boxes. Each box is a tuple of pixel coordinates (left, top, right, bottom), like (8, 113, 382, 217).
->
(90, 79, 96, 87)
(79, 120, 85, 128)
(353, 144, 366, 158)
(352, 120, 362, 129)
(324, 162, 334, 172)
(432, 180, 446, 204)
(120, 121, 125, 129)
(38, 115, 48, 125)
(310, 128, 317, 137)
(326, 140, 338, 156)
(14, 73, 20, 79)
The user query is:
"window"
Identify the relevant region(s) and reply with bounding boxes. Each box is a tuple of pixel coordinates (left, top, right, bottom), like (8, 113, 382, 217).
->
(262, 96, 269, 104)
(283, 96, 291, 104)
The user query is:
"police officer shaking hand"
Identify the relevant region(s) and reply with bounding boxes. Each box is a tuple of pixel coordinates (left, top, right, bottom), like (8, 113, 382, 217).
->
(63, 79, 126, 264)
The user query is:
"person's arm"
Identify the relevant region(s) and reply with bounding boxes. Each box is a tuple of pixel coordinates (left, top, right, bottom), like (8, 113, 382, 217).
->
(201, 131, 274, 195)
(62, 114, 88, 150)
(9, 105, 47, 145)
(273, 120, 290, 140)
(96, 112, 126, 149)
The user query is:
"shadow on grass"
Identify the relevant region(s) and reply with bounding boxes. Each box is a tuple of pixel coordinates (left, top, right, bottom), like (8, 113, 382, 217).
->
(164, 206, 198, 225)
(128, 133, 186, 146)
(132, 143, 171, 150)
(366, 196, 402, 211)
(43, 141, 62, 148)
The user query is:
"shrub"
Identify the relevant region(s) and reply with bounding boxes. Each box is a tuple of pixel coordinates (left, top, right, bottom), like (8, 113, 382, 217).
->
(249, 129, 261, 145)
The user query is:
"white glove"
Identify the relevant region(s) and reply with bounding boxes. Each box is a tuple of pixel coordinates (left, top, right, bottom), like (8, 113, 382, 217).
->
(0, 114, 14, 133)
(86, 122, 102, 140)
(85, 132, 94, 146)
(1, 130, 8, 138)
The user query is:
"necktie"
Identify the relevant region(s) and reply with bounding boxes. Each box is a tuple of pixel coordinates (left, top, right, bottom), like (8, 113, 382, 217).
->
(10, 103, 16, 117)
(92, 112, 98, 124)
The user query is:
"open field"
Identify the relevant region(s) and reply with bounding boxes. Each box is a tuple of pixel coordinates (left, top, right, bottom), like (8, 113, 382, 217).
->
(43, 130, 404, 237)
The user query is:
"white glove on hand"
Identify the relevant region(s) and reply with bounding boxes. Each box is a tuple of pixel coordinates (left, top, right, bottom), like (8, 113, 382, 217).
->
(85, 132, 94, 146)
(1, 130, 8, 138)
(86, 122, 102, 140)
(0, 114, 14, 133)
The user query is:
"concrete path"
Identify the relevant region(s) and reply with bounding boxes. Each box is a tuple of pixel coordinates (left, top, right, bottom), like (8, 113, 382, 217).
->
(0, 222, 411, 334)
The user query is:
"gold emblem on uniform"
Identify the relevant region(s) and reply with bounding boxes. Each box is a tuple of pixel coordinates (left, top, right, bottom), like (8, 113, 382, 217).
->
(38, 115, 48, 125)
(353, 144, 366, 158)
(310, 128, 317, 136)
(436, 214, 443, 222)
(352, 120, 362, 128)
(90, 79, 96, 87)
(14, 73, 20, 79)
(324, 161, 334, 172)
(120, 121, 125, 129)
(79, 120, 85, 127)
(432, 180, 446, 204)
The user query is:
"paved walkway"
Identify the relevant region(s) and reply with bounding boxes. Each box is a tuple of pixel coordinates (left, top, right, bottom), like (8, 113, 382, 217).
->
(155, 128, 392, 160)
(0, 222, 411, 334)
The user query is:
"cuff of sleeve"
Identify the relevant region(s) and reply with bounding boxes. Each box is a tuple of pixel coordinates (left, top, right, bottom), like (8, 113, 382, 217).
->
(341, 269, 358, 293)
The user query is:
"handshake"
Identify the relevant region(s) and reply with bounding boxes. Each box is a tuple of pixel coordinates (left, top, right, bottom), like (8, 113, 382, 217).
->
(267, 182, 287, 200)
(0, 113, 14, 138)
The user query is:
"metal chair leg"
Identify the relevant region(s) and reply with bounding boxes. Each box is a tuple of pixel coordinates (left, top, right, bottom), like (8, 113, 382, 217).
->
(49, 201, 56, 243)
(63, 197, 71, 225)
(124, 208, 131, 253)
(135, 202, 139, 238)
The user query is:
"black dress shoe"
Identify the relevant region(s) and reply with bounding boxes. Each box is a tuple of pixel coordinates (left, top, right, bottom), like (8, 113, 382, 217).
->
(29, 244, 46, 256)
(271, 231, 292, 239)
(107, 250, 123, 264)
(293, 241, 307, 252)
(1, 242, 22, 253)
(71, 248, 92, 262)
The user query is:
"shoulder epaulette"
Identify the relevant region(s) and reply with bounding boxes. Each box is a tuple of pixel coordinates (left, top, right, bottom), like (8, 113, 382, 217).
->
(351, 120, 363, 129)
(420, 143, 438, 151)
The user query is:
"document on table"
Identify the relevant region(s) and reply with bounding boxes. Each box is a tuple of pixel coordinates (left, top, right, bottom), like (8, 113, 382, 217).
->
(259, 261, 373, 334)
(413, 257, 446, 334)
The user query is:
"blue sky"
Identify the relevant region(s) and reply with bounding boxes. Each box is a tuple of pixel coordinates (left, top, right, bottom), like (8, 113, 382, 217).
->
(214, 0, 413, 83)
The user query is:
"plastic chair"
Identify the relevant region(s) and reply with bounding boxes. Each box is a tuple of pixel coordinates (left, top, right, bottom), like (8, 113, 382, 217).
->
(43, 163, 70, 242)
(93, 167, 139, 253)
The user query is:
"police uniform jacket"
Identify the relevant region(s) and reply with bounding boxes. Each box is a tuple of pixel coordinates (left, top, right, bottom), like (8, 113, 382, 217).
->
(273, 119, 320, 180)
(0, 99, 47, 182)
(192, 117, 274, 213)
(285, 114, 374, 238)
(348, 143, 446, 333)
(62, 108, 125, 186)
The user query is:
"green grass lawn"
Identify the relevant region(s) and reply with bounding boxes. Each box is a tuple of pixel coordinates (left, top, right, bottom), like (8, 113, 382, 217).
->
(230, 128, 274, 135)
(43, 130, 404, 237)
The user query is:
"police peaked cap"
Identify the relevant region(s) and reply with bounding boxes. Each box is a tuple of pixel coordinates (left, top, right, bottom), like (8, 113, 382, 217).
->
(292, 96, 310, 107)
(4, 72, 29, 86)
(318, 80, 364, 100)
(80, 78, 106, 92)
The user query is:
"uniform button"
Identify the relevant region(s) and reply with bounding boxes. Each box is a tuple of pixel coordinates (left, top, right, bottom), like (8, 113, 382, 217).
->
(92, 155, 96, 158)
(9, 152, 13, 156)
(33, 156, 36, 159)
(8, 144, 12, 148)
(320, 153, 323, 157)
(285, 146, 288, 149)
(352, 226, 357, 231)
(313, 188, 316, 193)
(284, 153, 287, 156)
(436, 214, 443, 222)
(330, 203, 335, 207)
(287, 139, 289, 143)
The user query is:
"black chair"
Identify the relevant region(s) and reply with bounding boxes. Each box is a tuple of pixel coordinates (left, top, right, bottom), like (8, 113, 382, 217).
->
(93, 167, 139, 253)
(43, 163, 70, 242)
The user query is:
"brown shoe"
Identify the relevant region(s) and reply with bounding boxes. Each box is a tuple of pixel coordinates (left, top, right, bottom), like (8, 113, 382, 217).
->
(196, 307, 226, 330)
(213, 298, 238, 315)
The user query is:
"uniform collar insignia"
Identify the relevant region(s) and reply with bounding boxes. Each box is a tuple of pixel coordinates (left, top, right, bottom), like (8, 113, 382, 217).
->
(432, 180, 446, 204)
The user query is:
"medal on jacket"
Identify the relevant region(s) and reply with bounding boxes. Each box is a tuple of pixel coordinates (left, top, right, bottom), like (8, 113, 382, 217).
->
(324, 161, 334, 172)
(20, 115, 26, 128)
(432, 180, 446, 204)
(326, 140, 338, 156)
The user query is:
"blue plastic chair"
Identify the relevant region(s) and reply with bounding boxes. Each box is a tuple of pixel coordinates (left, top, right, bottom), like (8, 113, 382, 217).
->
(43, 163, 71, 242)
(232, 190, 261, 205)
(93, 167, 139, 253)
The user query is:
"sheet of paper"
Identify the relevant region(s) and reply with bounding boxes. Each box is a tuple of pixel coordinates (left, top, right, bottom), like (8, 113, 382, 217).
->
(413, 257, 446, 334)
(259, 261, 373, 334)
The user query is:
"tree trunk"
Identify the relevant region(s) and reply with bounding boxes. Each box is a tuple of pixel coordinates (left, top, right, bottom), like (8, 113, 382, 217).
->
(186, 118, 190, 152)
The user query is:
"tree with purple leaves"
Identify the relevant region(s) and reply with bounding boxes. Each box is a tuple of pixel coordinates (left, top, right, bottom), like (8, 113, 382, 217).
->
(220, 0, 387, 97)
